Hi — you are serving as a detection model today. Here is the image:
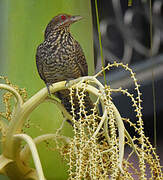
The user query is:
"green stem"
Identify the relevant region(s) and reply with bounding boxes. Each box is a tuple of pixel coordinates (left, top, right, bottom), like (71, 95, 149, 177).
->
(14, 134, 46, 180)
(3, 81, 66, 158)
(1, 81, 66, 179)
(94, 0, 107, 84)
(20, 134, 71, 163)
(149, 0, 157, 149)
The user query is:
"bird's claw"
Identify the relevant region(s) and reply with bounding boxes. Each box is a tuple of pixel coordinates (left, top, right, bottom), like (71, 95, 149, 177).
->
(46, 83, 51, 96)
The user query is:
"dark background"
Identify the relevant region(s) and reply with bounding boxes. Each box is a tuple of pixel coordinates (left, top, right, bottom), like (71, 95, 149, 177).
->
(91, 0, 163, 162)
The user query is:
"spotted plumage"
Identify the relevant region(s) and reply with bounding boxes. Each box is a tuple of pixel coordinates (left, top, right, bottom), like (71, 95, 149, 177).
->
(36, 14, 93, 118)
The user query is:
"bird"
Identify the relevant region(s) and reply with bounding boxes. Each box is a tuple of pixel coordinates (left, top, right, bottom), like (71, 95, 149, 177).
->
(36, 14, 94, 120)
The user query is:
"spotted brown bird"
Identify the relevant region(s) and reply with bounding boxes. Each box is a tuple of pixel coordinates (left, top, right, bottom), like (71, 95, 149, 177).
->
(36, 14, 94, 119)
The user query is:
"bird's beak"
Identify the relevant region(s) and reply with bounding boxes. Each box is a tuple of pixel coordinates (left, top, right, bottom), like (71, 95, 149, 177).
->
(71, 15, 83, 23)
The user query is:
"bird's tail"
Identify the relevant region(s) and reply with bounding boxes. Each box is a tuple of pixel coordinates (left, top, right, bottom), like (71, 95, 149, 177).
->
(56, 89, 104, 142)
(56, 89, 94, 120)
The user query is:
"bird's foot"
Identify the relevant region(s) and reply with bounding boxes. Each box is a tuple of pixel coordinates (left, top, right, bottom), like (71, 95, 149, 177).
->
(46, 83, 51, 96)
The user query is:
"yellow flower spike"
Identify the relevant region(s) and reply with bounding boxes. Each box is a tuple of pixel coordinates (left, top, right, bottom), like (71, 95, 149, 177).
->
(0, 61, 162, 179)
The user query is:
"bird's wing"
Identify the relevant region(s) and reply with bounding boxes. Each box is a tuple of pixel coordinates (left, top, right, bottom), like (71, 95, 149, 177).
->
(74, 40, 88, 76)
(36, 46, 46, 82)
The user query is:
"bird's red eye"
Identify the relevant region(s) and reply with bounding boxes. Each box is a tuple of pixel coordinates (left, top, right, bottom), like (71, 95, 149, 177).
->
(61, 15, 66, 21)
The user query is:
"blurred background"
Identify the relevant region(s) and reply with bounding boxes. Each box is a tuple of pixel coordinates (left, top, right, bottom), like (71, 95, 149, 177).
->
(0, 0, 94, 179)
(91, 0, 163, 164)
(0, 0, 162, 179)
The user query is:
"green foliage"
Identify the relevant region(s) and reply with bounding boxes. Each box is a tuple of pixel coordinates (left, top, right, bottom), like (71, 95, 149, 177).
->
(1, 0, 94, 179)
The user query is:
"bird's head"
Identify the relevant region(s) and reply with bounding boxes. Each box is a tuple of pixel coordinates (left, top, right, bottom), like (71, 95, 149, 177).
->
(44, 14, 83, 38)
